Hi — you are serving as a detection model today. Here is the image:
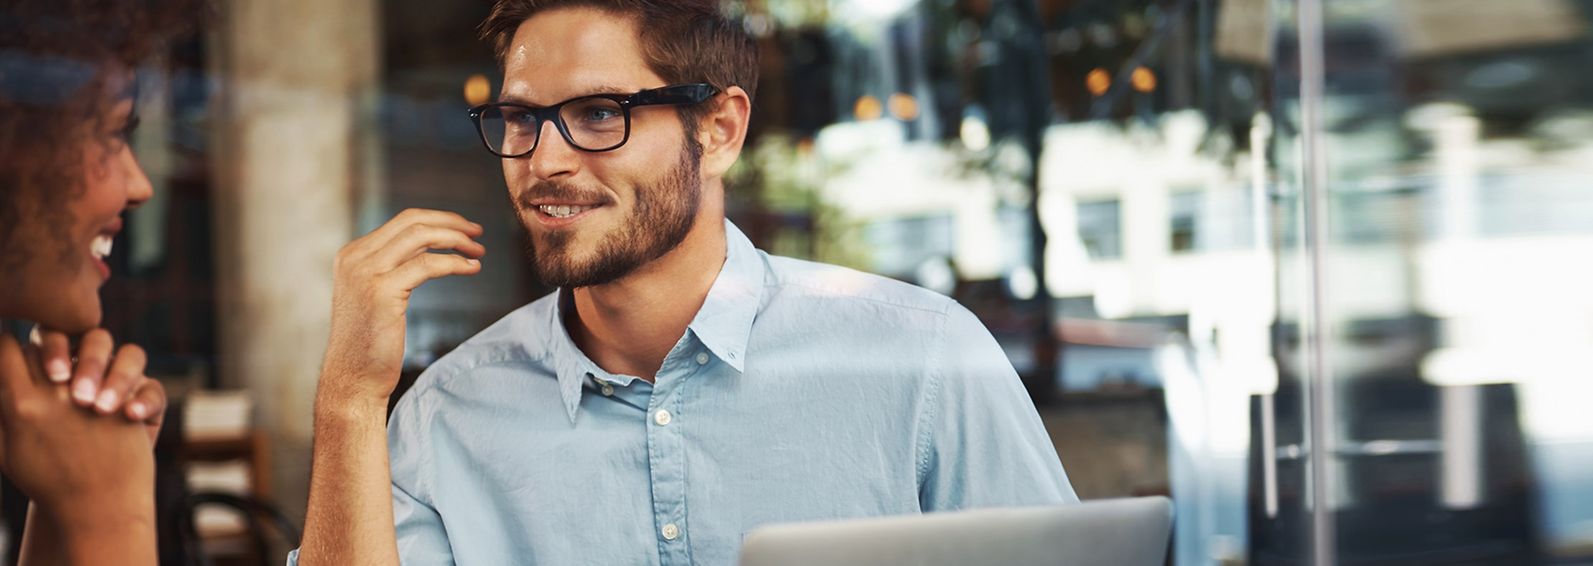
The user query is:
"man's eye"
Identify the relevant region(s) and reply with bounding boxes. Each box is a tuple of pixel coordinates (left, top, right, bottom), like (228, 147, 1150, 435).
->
(504, 110, 535, 125)
(565, 99, 623, 124)
(584, 107, 620, 121)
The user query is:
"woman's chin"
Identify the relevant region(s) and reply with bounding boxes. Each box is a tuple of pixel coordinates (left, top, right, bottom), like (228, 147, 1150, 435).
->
(0, 265, 103, 329)
(25, 293, 102, 333)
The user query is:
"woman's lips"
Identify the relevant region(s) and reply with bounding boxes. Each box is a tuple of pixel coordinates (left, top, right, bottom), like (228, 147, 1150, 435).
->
(90, 218, 121, 281)
(90, 234, 113, 280)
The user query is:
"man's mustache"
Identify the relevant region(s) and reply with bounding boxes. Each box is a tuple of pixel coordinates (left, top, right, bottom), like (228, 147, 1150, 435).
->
(514, 181, 614, 210)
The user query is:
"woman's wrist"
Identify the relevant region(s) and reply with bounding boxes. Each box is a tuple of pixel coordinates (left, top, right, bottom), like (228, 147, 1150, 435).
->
(59, 517, 157, 566)
(33, 491, 158, 565)
(35, 478, 157, 534)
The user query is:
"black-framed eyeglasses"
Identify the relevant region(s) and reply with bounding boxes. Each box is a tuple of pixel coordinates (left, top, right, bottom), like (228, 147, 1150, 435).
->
(467, 83, 718, 158)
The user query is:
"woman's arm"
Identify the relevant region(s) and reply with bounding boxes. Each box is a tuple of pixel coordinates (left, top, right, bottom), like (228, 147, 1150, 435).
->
(0, 333, 160, 566)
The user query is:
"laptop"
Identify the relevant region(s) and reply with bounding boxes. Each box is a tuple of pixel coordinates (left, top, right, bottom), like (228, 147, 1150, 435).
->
(738, 496, 1173, 566)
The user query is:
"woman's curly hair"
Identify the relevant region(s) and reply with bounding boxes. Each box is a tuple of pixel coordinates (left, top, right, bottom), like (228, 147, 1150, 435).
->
(0, 0, 205, 277)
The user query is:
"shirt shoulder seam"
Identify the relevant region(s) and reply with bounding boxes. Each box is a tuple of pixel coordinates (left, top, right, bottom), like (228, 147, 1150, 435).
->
(417, 344, 544, 384)
(399, 376, 439, 501)
(916, 306, 952, 494)
(400, 346, 542, 499)
(763, 280, 955, 316)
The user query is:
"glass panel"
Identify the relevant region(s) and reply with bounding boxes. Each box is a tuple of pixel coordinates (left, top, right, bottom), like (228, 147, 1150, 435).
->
(1313, 0, 1593, 563)
(1262, 0, 1322, 560)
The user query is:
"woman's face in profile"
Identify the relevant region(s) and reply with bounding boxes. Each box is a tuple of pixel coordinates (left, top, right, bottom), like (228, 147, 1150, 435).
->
(4, 92, 153, 332)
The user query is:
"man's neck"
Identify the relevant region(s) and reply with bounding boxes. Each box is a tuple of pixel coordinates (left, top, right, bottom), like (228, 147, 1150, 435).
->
(567, 215, 727, 383)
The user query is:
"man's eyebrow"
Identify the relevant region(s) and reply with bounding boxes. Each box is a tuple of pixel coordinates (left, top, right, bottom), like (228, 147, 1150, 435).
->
(496, 84, 638, 106)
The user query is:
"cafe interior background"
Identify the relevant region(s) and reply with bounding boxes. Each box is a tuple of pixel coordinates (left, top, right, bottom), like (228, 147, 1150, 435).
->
(13, 0, 1593, 564)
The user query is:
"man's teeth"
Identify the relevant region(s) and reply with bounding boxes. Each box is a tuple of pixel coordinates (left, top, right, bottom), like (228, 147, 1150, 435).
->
(538, 204, 594, 218)
(91, 235, 113, 260)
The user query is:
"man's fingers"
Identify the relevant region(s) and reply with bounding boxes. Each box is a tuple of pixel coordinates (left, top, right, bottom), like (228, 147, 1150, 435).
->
(369, 224, 486, 272)
(33, 329, 72, 384)
(94, 344, 147, 415)
(385, 253, 483, 293)
(352, 209, 484, 258)
(70, 329, 114, 407)
(125, 379, 167, 444)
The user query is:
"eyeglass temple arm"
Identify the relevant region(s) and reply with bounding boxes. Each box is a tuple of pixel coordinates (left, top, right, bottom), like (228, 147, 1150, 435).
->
(629, 84, 719, 106)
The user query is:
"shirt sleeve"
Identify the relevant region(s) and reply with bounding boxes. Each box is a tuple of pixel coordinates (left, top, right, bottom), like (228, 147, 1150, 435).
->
(388, 385, 457, 565)
(917, 303, 1080, 511)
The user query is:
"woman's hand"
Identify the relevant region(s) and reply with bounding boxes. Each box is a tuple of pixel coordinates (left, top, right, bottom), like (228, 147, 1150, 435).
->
(0, 334, 156, 538)
(33, 328, 165, 443)
(7, 329, 169, 566)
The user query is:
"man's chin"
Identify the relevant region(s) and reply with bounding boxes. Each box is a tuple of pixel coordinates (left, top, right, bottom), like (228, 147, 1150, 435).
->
(529, 241, 593, 286)
(524, 214, 605, 243)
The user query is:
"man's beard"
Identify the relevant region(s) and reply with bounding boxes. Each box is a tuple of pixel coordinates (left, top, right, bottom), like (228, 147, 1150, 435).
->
(517, 138, 703, 288)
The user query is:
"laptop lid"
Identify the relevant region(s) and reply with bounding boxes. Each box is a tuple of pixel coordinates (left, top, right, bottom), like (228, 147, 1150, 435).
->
(739, 496, 1173, 566)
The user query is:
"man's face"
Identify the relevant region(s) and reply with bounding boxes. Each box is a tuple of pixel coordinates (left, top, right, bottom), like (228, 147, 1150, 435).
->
(500, 7, 702, 288)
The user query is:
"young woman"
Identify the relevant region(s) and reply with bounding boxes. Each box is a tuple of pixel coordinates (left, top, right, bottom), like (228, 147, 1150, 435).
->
(0, 0, 200, 562)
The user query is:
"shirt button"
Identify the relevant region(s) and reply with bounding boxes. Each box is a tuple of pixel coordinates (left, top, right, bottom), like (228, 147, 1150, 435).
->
(654, 409, 673, 426)
(695, 352, 709, 365)
(600, 384, 615, 397)
(661, 523, 680, 541)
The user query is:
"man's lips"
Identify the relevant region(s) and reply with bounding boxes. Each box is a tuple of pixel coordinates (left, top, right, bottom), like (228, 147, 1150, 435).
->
(536, 203, 599, 215)
(526, 197, 605, 207)
(523, 195, 609, 220)
(530, 203, 605, 224)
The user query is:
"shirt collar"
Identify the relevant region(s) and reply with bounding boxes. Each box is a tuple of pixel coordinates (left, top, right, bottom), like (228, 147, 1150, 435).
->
(548, 219, 766, 424)
(686, 220, 764, 374)
(548, 290, 599, 424)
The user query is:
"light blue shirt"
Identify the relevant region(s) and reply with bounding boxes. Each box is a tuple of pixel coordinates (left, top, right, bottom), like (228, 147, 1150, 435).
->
(291, 220, 1075, 565)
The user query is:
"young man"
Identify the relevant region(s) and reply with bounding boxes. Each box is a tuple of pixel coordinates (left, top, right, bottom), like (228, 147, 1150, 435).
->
(297, 1, 1075, 564)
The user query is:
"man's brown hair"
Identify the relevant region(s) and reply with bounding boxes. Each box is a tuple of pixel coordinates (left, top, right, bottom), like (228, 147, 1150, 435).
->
(479, 0, 758, 136)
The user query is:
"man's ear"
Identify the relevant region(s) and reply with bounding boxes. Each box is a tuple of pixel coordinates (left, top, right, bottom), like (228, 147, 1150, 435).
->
(697, 85, 752, 180)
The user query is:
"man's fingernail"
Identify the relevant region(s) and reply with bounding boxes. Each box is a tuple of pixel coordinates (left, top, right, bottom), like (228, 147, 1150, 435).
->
(47, 360, 71, 383)
(73, 380, 97, 404)
(95, 390, 119, 413)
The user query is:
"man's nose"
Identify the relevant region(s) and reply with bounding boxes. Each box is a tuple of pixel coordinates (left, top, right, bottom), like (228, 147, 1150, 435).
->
(523, 118, 581, 181)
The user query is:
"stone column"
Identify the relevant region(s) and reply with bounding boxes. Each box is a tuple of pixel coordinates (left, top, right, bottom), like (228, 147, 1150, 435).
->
(208, 0, 380, 522)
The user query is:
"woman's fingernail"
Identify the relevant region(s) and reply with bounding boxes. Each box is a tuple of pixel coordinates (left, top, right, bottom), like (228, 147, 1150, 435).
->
(128, 402, 147, 419)
(47, 360, 71, 383)
(95, 390, 119, 413)
(73, 380, 97, 404)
